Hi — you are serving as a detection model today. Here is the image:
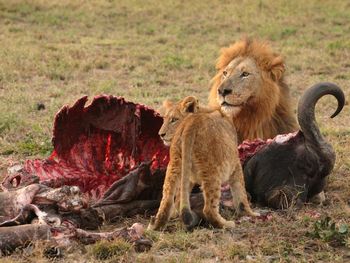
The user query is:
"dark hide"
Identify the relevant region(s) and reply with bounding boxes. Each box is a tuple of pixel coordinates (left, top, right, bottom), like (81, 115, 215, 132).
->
(93, 162, 164, 207)
(92, 162, 165, 222)
(243, 82, 345, 209)
(0, 224, 51, 255)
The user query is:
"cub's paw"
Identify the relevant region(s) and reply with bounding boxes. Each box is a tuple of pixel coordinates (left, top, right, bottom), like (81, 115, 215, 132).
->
(249, 211, 261, 217)
(238, 203, 260, 217)
(181, 207, 200, 231)
(147, 216, 157, 231)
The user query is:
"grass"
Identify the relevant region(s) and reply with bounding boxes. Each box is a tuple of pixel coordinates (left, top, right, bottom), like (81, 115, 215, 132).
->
(90, 239, 132, 260)
(0, 0, 349, 261)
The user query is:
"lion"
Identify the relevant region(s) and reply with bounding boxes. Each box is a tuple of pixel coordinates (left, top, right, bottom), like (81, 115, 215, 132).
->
(209, 38, 298, 142)
(148, 96, 258, 231)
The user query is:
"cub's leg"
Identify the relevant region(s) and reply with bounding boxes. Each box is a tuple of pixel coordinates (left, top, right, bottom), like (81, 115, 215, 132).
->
(179, 134, 199, 230)
(148, 159, 181, 230)
(201, 172, 235, 229)
(180, 179, 198, 230)
(174, 181, 194, 218)
(171, 184, 181, 218)
(230, 162, 259, 217)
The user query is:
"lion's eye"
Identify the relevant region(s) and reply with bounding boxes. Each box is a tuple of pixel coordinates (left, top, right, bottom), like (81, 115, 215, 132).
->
(240, 72, 250, 78)
(170, 118, 178, 123)
(222, 70, 228, 77)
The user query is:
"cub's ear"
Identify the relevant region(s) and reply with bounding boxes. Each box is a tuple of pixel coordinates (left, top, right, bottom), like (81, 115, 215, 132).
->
(181, 96, 199, 113)
(269, 56, 285, 81)
(162, 99, 173, 108)
(157, 99, 173, 116)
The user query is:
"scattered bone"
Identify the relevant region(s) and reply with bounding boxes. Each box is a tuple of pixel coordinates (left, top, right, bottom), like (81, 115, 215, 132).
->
(0, 222, 152, 254)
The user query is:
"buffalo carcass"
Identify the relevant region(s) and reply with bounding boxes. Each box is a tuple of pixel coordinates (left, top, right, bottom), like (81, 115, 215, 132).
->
(0, 83, 344, 250)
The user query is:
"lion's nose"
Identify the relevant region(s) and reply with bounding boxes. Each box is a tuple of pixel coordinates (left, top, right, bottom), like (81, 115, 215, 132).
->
(218, 87, 232, 97)
(159, 133, 166, 138)
(218, 82, 233, 97)
(222, 88, 232, 96)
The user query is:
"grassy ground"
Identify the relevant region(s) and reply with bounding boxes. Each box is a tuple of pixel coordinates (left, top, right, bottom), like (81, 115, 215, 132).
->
(0, 0, 349, 262)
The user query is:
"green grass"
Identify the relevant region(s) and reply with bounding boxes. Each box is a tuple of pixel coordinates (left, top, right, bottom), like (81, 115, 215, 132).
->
(90, 239, 132, 260)
(0, 0, 349, 261)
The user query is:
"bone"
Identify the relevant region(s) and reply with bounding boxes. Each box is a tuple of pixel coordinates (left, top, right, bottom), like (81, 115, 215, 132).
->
(73, 223, 143, 244)
(33, 185, 87, 212)
(1, 165, 40, 191)
(0, 204, 44, 227)
(0, 184, 87, 227)
(73, 223, 151, 252)
(0, 184, 42, 224)
(0, 222, 152, 255)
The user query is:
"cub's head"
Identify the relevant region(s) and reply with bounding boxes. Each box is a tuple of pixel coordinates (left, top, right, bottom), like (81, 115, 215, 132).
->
(158, 96, 199, 146)
(211, 38, 285, 116)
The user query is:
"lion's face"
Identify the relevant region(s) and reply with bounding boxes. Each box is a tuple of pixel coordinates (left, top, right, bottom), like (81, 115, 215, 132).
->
(217, 57, 263, 116)
(158, 96, 198, 146)
(208, 38, 297, 141)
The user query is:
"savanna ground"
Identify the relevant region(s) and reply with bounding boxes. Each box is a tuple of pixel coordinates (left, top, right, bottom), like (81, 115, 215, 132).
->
(0, 0, 349, 262)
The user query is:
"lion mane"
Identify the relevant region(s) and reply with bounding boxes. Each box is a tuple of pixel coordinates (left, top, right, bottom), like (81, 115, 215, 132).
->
(209, 38, 298, 142)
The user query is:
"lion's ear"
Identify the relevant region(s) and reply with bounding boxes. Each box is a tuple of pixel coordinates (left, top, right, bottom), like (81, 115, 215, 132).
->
(181, 96, 199, 113)
(269, 56, 285, 81)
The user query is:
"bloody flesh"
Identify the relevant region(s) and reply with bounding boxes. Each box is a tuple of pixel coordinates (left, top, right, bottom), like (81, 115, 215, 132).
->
(3, 96, 169, 199)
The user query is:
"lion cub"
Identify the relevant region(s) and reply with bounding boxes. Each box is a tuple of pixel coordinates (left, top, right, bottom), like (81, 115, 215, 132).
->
(148, 96, 258, 230)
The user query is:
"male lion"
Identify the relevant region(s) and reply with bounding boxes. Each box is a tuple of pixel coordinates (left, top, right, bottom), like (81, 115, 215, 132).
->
(209, 38, 298, 142)
(148, 96, 258, 231)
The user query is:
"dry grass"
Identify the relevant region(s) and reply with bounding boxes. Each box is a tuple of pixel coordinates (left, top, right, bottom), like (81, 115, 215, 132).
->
(0, 0, 349, 262)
